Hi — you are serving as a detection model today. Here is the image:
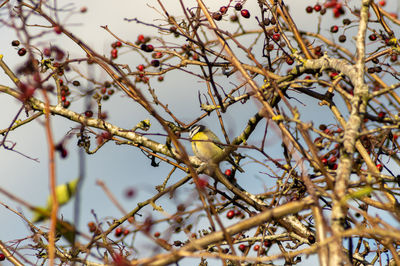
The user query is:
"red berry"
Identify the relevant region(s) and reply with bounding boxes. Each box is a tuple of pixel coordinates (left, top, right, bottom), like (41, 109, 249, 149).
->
(329, 156, 337, 163)
(253, 244, 260, 251)
(369, 34, 377, 41)
(111, 49, 118, 59)
(125, 187, 135, 198)
(60, 148, 68, 158)
(197, 178, 208, 188)
(151, 59, 160, 67)
(137, 64, 145, 71)
(11, 40, 20, 46)
(84, 110, 93, 117)
(146, 44, 154, 52)
(306, 6, 313, 13)
(330, 72, 339, 79)
(224, 169, 232, 176)
(378, 111, 385, 118)
(377, 164, 383, 171)
(220, 6, 228, 14)
(18, 48, 27, 56)
(138, 34, 145, 43)
(154, 232, 161, 238)
(227, 210, 235, 219)
(0, 253, 5, 261)
(115, 227, 123, 237)
(264, 240, 272, 247)
(272, 33, 280, 42)
(61, 96, 66, 102)
(314, 4, 322, 12)
(240, 9, 250, 18)
(379, 0, 386, 6)
(330, 25, 339, 33)
(321, 158, 328, 165)
(157, 76, 164, 82)
(213, 12, 222, 21)
(234, 3, 242, 11)
(54, 26, 62, 34)
(286, 57, 294, 65)
(116, 41, 122, 47)
(123, 229, 130, 235)
(238, 244, 246, 252)
(153, 52, 163, 59)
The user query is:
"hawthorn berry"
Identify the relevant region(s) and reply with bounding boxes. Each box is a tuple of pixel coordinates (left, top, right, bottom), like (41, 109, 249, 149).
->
(343, 18, 351, 25)
(137, 64, 145, 71)
(154, 232, 161, 238)
(111, 49, 118, 59)
(197, 178, 208, 188)
(115, 41, 122, 47)
(286, 57, 294, 65)
(330, 25, 339, 33)
(369, 34, 377, 41)
(125, 187, 135, 198)
(54, 26, 62, 34)
(272, 33, 280, 42)
(264, 240, 272, 247)
(137, 34, 145, 43)
(338, 35, 346, 42)
(226, 210, 235, 219)
(224, 169, 232, 176)
(234, 3, 242, 11)
(314, 4, 322, 12)
(253, 244, 260, 251)
(151, 59, 160, 67)
(377, 164, 383, 171)
(0, 253, 5, 261)
(372, 58, 379, 64)
(213, 12, 222, 21)
(306, 6, 313, 13)
(153, 52, 163, 59)
(63, 100, 70, 108)
(11, 40, 20, 46)
(115, 227, 123, 237)
(18, 48, 27, 56)
(146, 44, 154, 52)
(84, 110, 93, 117)
(240, 9, 250, 18)
(219, 6, 228, 14)
(238, 244, 246, 252)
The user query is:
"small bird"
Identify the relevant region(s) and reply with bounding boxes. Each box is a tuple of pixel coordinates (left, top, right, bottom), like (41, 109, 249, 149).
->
(32, 178, 80, 223)
(189, 125, 244, 172)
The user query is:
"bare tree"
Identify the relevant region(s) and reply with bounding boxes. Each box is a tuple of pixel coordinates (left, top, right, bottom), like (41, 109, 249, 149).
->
(0, 0, 400, 265)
